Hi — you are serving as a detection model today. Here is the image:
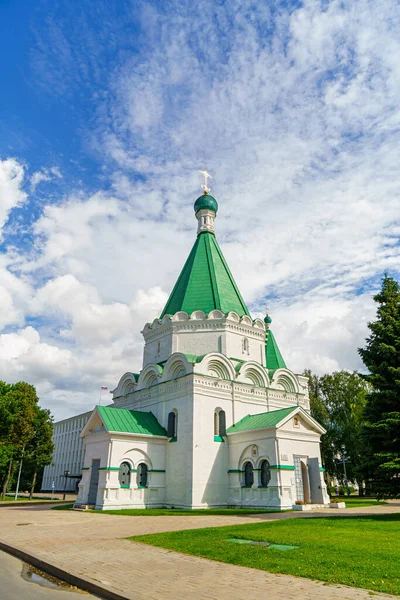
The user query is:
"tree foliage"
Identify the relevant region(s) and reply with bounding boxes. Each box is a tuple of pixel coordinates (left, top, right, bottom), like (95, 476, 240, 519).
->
(358, 274, 400, 498)
(305, 369, 369, 484)
(0, 381, 54, 499)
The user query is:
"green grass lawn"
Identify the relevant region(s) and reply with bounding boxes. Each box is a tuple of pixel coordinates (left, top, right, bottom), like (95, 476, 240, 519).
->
(330, 497, 387, 507)
(52, 504, 286, 515)
(1, 495, 62, 502)
(131, 514, 400, 596)
(53, 497, 385, 514)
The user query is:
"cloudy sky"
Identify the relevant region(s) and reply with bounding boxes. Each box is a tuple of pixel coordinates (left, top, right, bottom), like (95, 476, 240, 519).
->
(0, 0, 399, 420)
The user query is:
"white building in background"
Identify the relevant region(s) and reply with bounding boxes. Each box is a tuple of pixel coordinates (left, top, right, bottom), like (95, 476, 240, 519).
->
(41, 411, 91, 492)
(71, 188, 329, 510)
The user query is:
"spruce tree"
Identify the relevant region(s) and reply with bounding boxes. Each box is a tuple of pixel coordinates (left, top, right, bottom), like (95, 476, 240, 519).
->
(358, 275, 400, 498)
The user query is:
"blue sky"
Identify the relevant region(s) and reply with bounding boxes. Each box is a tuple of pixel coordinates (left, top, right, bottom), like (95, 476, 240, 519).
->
(0, 0, 399, 419)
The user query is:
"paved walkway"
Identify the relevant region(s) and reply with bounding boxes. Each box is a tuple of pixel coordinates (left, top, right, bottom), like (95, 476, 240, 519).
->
(0, 502, 399, 600)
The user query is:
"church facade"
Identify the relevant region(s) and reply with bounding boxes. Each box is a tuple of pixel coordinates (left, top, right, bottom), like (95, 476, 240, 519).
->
(75, 191, 329, 510)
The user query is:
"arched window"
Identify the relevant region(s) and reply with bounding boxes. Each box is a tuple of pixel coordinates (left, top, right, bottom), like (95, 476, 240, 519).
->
(214, 409, 226, 437)
(138, 463, 148, 488)
(167, 411, 177, 438)
(243, 337, 249, 354)
(214, 410, 219, 435)
(243, 462, 254, 487)
(119, 462, 131, 488)
(260, 460, 271, 487)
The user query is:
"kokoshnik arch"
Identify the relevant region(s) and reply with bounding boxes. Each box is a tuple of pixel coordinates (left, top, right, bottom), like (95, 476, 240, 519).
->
(55, 185, 329, 510)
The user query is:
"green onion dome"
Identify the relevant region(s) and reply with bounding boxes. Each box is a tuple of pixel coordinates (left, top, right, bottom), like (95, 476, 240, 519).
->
(264, 315, 272, 324)
(194, 194, 218, 214)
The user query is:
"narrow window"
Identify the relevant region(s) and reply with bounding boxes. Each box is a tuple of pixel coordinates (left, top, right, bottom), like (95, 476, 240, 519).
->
(167, 411, 177, 438)
(260, 460, 271, 487)
(138, 463, 148, 487)
(119, 462, 131, 487)
(244, 462, 254, 487)
(214, 410, 219, 435)
(219, 410, 226, 436)
(243, 338, 249, 354)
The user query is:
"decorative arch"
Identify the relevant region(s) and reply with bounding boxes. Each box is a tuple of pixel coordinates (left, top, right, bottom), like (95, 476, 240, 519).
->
(208, 309, 225, 320)
(112, 372, 138, 399)
(162, 353, 191, 381)
(123, 448, 153, 471)
(237, 362, 269, 387)
(271, 369, 299, 394)
(227, 311, 240, 323)
(190, 310, 206, 320)
(137, 364, 163, 390)
(197, 353, 236, 381)
(240, 315, 253, 327)
(208, 360, 231, 380)
(253, 318, 266, 330)
(238, 445, 257, 469)
(171, 311, 189, 321)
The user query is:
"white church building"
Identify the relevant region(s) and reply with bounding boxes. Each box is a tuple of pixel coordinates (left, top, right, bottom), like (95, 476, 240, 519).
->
(72, 188, 329, 510)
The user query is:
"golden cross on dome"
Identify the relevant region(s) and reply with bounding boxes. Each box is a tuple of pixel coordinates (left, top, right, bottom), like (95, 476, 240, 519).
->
(199, 170, 212, 194)
(265, 305, 269, 316)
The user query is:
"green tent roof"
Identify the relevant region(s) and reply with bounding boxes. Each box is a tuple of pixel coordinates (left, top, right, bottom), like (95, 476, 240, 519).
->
(97, 406, 167, 436)
(266, 330, 286, 371)
(227, 406, 297, 434)
(161, 231, 250, 318)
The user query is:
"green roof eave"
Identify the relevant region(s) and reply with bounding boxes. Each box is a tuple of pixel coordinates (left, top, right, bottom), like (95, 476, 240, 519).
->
(97, 406, 167, 437)
(161, 232, 250, 318)
(227, 406, 298, 434)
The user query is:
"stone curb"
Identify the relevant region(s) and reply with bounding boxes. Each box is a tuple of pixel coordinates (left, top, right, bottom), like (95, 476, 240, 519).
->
(0, 539, 128, 600)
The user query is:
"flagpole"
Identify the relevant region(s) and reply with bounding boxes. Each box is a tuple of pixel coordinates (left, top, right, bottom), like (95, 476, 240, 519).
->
(99, 388, 103, 406)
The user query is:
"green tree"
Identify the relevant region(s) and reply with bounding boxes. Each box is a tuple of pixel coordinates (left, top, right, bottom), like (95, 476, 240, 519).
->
(358, 274, 400, 498)
(0, 382, 39, 499)
(25, 407, 54, 499)
(306, 369, 369, 486)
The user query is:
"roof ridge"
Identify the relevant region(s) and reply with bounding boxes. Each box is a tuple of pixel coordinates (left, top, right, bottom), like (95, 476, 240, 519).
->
(204, 233, 220, 309)
(208, 234, 249, 316)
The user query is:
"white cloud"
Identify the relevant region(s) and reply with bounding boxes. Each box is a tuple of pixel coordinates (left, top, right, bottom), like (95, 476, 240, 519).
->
(30, 166, 62, 190)
(0, 158, 27, 233)
(2, 0, 400, 419)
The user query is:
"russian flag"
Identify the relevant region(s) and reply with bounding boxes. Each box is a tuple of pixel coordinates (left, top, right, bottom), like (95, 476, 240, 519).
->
(101, 386, 108, 390)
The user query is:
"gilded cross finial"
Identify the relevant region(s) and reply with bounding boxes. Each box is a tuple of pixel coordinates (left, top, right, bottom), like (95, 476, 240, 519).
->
(265, 305, 269, 316)
(199, 170, 212, 195)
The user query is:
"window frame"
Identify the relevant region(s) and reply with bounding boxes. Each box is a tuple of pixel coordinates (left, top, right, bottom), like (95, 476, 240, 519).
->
(259, 459, 271, 488)
(214, 408, 226, 441)
(119, 461, 131, 489)
(137, 462, 148, 488)
(243, 461, 254, 488)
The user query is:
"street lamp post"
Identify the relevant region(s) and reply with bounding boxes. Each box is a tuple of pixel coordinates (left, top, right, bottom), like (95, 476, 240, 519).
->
(63, 470, 70, 500)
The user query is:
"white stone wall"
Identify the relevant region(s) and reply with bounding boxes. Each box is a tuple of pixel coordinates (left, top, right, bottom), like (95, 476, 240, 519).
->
(113, 376, 195, 508)
(142, 311, 266, 368)
(41, 411, 91, 492)
(78, 325, 318, 510)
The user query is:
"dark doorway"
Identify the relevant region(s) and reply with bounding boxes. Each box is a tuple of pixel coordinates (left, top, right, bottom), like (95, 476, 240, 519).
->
(88, 459, 100, 505)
